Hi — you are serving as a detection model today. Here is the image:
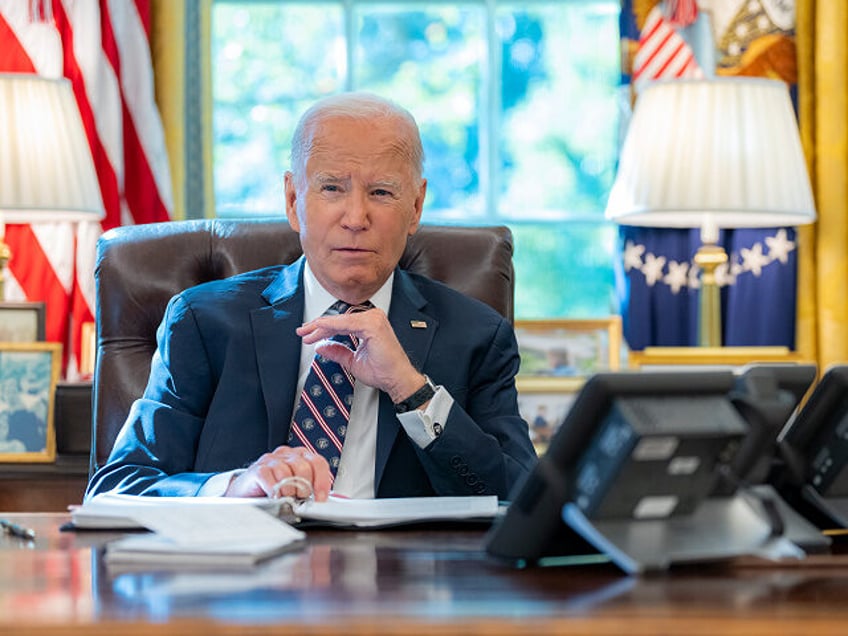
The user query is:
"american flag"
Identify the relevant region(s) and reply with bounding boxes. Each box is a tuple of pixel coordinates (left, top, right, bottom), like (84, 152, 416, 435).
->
(632, 3, 703, 93)
(0, 0, 172, 377)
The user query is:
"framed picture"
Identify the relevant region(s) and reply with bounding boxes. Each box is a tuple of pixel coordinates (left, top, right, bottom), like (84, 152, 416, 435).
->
(516, 381, 582, 455)
(0, 342, 62, 462)
(0, 302, 46, 342)
(515, 317, 622, 379)
(514, 318, 621, 454)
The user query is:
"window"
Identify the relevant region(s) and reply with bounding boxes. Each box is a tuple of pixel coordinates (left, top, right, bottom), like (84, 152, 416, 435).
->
(211, 0, 621, 318)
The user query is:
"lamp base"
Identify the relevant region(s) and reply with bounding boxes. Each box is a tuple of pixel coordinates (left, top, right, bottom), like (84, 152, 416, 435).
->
(694, 243, 728, 347)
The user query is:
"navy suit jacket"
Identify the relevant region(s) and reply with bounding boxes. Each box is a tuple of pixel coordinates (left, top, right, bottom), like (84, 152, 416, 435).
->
(87, 257, 536, 499)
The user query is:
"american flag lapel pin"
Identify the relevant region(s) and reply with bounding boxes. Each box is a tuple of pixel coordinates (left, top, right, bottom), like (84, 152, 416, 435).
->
(410, 320, 427, 329)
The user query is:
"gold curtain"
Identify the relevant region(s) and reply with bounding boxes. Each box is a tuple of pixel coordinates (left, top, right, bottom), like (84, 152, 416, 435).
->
(150, 0, 185, 220)
(796, 1, 848, 369)
(149, 0, 213, 221)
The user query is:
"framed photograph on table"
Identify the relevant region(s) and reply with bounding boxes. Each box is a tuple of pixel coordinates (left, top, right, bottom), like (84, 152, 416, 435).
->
(0, 342, 62, 462)
(514, 318, 622, 453)
(517, 376, 583, 455)
(0, 302, 46, 342)
(515, 317, 622, 378)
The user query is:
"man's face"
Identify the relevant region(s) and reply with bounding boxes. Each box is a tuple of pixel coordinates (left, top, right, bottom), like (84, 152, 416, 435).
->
(285, 115, 427, 304)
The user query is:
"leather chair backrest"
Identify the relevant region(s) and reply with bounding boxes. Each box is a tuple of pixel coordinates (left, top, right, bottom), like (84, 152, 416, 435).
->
(91, 219, 514, 474)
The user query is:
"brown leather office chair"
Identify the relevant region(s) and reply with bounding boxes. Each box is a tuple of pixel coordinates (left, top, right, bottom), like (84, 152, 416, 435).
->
(90, 219, 515, 475)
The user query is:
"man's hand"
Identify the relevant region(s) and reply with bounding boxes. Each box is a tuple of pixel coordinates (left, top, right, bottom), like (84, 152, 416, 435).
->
(296, 306, 426, 403)
(224, 446, 332, 501)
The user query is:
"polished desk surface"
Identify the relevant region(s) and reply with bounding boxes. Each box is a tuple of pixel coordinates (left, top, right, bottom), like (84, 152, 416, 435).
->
(2, 513, 848, 635)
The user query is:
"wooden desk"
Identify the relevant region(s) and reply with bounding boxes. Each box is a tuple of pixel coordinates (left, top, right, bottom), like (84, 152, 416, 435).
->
(0, 457, 89, 512)
(2, 513, 848, 635)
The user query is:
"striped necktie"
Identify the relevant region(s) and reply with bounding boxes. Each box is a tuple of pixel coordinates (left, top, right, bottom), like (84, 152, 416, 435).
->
(287, 300, 368, 478)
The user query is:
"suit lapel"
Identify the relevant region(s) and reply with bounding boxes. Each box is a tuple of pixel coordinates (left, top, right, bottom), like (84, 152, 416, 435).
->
(374, 270, 439, 490)
(252, 259, 305, 450)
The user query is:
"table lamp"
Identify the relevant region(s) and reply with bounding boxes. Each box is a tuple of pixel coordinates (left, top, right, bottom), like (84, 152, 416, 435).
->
(605, 77, 816, 347)
(0, 73, 104, 299)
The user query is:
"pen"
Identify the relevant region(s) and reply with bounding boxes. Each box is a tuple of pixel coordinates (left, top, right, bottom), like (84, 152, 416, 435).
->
(0, 519, 36, 541)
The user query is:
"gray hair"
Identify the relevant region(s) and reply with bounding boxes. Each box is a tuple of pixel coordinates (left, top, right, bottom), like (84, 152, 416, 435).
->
(289, 92, 424, 183)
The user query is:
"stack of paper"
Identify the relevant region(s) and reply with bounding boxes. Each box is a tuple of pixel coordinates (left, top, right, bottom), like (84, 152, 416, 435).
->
(101, 502, 305, 568)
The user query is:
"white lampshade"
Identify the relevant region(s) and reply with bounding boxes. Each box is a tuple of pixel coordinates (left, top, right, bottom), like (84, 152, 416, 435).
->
(0, 73, 104, 223)
(605, 77, 816, 239)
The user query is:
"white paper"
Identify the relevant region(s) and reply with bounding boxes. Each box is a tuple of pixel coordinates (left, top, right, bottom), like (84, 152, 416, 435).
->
(73, 492, 500, 530)
(72, 493, 285, 529)
(101, 502, 305, 567)
(294, 494, 499, 526)
(123, 503, 304, 548)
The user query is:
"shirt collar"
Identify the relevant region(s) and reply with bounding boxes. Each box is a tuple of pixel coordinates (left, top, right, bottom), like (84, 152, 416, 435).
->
(303, 262, 393, 322)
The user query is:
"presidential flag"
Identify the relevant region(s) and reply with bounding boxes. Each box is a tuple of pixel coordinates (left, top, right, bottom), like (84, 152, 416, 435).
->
(619, 226, 799, 349)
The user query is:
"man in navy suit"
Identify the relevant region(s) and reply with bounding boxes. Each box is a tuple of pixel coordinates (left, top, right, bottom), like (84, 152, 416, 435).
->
(87, 92, 536, 502)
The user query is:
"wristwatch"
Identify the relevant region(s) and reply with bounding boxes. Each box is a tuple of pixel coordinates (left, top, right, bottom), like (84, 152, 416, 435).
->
(394, 375, 437, 413)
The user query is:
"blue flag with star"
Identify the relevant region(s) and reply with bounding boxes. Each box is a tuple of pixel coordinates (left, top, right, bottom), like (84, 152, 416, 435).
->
(616, 226, 798, 350)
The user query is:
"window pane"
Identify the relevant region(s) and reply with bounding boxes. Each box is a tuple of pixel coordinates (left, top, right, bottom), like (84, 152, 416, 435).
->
(212, 3, 345, 216)
(497, 4, 620, 220)
(512, 222, 617, 318)
(354, 4, 486, 219)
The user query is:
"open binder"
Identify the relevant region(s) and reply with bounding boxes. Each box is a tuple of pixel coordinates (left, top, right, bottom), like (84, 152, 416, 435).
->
(72, 492, 500, 531)
(76, 491, 499, 569)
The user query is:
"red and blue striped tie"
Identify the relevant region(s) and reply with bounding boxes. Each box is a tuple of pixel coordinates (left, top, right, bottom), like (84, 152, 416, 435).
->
(287, 301, 367, 479)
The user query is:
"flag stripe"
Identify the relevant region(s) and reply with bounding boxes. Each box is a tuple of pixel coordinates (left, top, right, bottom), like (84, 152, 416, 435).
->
(110, 0, 173, 219)
(51, 0, 123, 230)
(122, 100, 170, 225)
(652, 41, 687, 77)
(5, 225, 72, 346)
(54, 0, 125, 230)
(31, 224, 74, 294)
(65, 0, 124, 178)
(131, 0, 150, 39)
(637, 26, 674, 68)
(632, 6, 702, 90)
(0, 14, 36, 71)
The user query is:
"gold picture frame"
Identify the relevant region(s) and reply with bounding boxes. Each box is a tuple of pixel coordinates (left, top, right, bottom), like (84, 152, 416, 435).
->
(515, 317, 622, 454)
(0, 342, 62, 462)
(627, 346, 811, 370)
(515, 317, 622, 380)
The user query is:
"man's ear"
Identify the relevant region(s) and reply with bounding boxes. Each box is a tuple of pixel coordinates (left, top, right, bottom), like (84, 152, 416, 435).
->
(408, 178, 427, 236)
(284, 172, 300, 230)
